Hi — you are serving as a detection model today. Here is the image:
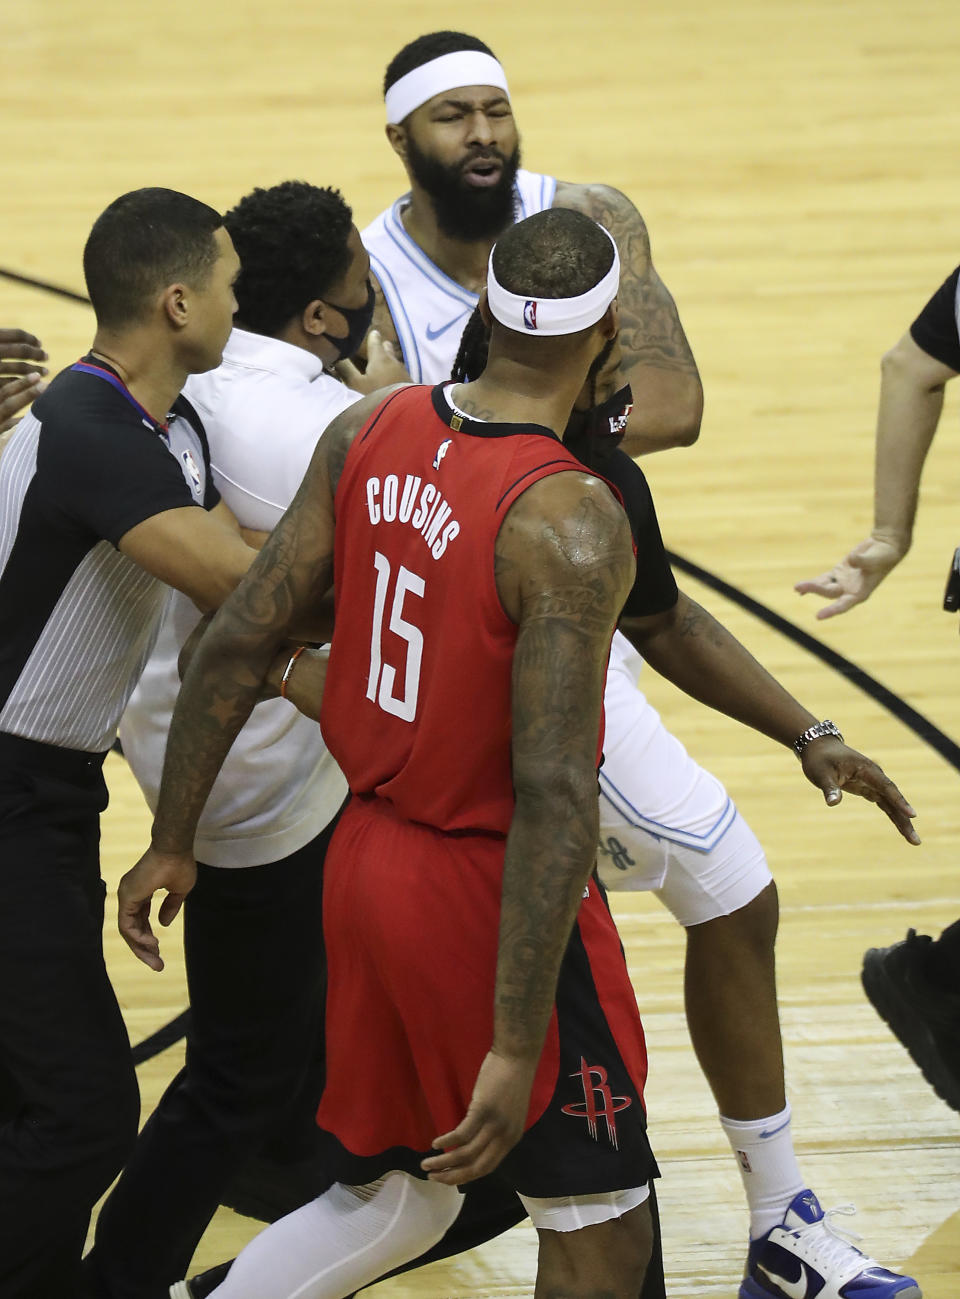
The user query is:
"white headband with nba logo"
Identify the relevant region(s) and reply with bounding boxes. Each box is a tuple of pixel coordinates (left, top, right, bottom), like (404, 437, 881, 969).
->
(385, 51, 510, 124)
(485, 225, 620, 336)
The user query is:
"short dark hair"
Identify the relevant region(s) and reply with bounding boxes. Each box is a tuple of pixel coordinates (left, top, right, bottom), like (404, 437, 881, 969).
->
(491, 208, 616, 301)
(223, 181, 354, 338)
(83, 188, 222, 330)
(383, 31, 496, 96)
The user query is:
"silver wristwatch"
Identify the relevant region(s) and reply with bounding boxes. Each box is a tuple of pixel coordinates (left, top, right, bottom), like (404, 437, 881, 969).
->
(793, 719, 843, 758)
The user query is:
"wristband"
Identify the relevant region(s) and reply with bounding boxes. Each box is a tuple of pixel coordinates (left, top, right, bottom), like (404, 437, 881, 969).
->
(793, 719, 843, 758)
(280, 647, 306, 700)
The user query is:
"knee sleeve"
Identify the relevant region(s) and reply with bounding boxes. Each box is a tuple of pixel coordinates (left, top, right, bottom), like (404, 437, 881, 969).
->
(213, 1171, 462, 1299)
(519, 1183, 649, 1232)
(328, 1172, 462, 1257)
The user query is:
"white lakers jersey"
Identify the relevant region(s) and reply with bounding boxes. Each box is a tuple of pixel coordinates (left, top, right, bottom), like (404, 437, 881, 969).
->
(362, 169, 557, 383)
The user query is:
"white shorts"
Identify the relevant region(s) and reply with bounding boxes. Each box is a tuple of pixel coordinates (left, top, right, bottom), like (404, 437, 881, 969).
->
(597, 632, 772, 928)
(519, 1183, 650, 1232)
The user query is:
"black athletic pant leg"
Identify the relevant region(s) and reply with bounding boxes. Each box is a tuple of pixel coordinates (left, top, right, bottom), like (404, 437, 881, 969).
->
(86, 816, 340, 1299)
(0, 751, 138, 1299)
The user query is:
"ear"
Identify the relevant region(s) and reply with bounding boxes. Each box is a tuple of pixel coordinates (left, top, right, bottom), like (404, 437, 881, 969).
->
(599, 300, 619, 339)
(161, 284, 190, 331)
(302, 299, 329, 338)
(478, 289, 493, 328)
(386, 122, 408, 162)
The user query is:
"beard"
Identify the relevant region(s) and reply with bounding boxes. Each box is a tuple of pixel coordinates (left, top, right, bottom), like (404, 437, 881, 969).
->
(406, 134, 522, 242)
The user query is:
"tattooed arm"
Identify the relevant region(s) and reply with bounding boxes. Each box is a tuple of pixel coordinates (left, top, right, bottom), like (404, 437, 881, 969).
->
(423, 470, 634, 1185)
(619, 594, 919, 842)
(117, 390, 387, 970)
(553, 182, 702, 456)
(622, 592, 818, 746)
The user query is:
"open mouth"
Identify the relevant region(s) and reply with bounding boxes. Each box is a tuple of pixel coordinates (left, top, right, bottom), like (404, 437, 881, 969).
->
(462, 158, 503, 188)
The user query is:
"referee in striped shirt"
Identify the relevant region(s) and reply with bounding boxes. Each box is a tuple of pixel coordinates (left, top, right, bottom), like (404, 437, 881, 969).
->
(0, 189, 258, 1299)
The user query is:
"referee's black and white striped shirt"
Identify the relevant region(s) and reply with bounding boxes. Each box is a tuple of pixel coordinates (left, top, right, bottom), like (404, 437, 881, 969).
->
(0, 356, 219, 754)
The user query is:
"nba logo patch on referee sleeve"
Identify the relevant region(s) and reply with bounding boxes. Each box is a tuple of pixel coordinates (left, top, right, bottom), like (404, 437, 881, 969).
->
(180, 448, 203, 499)
(523, 300, 538, 330)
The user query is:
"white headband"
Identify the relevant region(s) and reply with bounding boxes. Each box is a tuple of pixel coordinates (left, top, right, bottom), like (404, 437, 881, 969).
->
(385, 51, 510, 124)
(486, 226, 620, 336)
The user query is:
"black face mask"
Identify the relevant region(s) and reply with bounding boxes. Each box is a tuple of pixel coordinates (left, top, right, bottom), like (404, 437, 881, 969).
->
(562, 383, 634, 473)
(323, 280, 376, 361)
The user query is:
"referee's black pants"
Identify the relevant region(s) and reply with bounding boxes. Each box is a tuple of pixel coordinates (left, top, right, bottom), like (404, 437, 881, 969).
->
(85, 815, 340, 1299)
(0, 735, 140, 1299)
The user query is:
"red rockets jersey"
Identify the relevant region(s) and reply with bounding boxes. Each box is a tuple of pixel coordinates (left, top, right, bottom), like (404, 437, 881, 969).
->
(320, 383, 611, 836)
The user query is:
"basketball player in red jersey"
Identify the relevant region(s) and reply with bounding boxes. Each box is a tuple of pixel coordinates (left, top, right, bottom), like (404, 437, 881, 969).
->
(121, 207, 661, 1297)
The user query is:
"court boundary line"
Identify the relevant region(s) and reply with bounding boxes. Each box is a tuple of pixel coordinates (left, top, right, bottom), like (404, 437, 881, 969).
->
(0, 265, 92, 305)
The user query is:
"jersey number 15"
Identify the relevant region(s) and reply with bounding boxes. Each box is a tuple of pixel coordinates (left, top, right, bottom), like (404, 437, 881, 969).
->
(367, 551, 425, 723)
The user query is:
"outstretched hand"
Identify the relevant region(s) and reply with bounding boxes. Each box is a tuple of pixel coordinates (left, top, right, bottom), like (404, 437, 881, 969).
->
(118, 847, 197, 971)
(421, 1050, 538, 1186)
(800, 736, 920, 844)
(794, 537, 905, 619)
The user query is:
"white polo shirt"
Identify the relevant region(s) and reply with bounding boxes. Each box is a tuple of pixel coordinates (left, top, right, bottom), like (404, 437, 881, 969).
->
(118, 328, 359, 868)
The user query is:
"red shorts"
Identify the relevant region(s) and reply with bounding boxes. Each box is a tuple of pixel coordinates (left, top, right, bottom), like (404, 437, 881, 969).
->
(316, 794, 657, 1198)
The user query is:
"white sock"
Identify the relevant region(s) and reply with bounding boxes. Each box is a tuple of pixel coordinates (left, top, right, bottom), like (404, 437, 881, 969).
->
(210, 1171, 462, 1299)
(719, 1103, 807, 1239)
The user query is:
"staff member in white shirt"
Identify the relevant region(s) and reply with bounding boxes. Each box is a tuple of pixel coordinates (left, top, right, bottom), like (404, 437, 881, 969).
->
(84, 181, 409, 1299)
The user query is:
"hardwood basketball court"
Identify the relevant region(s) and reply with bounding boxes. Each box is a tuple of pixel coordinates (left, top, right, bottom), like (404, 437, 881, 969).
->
(2, 0, 959, 1292)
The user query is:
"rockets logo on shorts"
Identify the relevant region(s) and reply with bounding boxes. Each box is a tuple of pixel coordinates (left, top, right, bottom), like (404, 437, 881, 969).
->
(523, 299, 538, 330)
(561, 1056, 632, 1148)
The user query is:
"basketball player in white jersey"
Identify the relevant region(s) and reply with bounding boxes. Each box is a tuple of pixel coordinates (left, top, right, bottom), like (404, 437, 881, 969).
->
(361, 31, 922, 1299)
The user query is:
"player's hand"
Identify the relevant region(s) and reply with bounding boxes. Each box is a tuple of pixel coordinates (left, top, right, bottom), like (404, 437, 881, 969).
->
(118, 846, 197, 971)
(0, 327, 47, 377)
(421, 1049, 538, 1185)
(794, 537, 905, 619)
(799, 736, 920, 845)
(0, 329, 48, 431)
(0, 372, 47, 434)
(335, 330, 410, 394)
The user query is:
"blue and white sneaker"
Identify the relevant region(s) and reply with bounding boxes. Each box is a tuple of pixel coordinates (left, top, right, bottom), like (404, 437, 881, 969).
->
(739, 1190, 921, 1298)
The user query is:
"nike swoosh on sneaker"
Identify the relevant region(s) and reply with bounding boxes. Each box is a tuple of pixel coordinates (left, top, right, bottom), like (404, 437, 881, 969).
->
(757, 1261, 808, 1299)
(758, 1115, 792, 1138)
(425, 316, 468, 341)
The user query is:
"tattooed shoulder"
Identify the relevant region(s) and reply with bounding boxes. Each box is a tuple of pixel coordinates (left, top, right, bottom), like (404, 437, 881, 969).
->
(500, 472, 635, 629)
(555, 182, 700, 386)
(554, 181, 652, 272)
